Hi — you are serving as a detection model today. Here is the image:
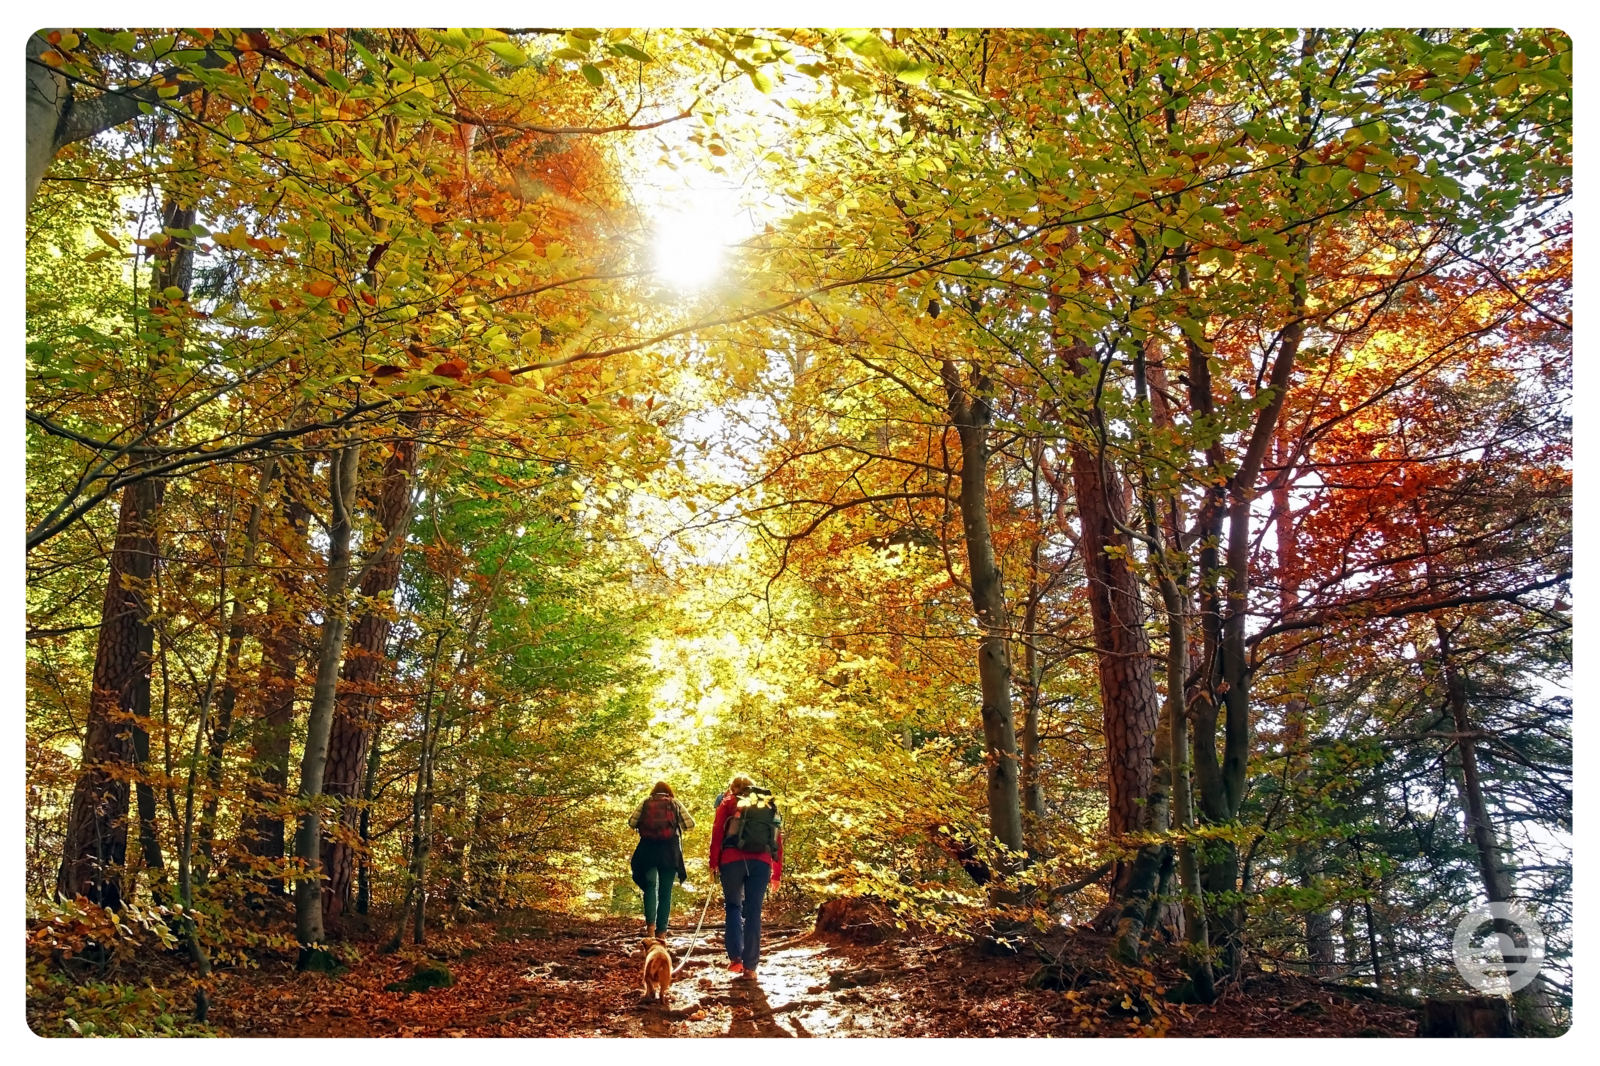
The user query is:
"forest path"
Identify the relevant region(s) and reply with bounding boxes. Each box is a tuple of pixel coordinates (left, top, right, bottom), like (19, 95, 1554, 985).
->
(212, 913, 1421, 1038)
(218, 915, 904, 1038)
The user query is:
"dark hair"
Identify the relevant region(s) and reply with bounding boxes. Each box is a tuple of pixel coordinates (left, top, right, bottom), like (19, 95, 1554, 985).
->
(651, 781, 675, 798)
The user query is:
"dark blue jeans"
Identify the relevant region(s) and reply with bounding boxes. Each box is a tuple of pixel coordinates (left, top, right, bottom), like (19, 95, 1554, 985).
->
(719, 858, 772, 968)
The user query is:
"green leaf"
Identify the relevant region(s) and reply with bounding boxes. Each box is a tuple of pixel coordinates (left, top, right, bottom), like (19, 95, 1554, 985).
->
(580, 63, 604, 87)
(1441, 92, 1474, 115)
(1160, 229, 1186, 249)
(487, 41, 529, 67)
(350, 39, 382, 71)
(309, 220, 332, 243)
(609, 42, 655, 64)
(1307, 165, 1332, 184)
(748, 67, 773, 94)
(893, 62, 931, 86)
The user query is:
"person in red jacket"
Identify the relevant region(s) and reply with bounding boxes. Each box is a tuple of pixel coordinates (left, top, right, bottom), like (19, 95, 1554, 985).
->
(709, 774, 783, 978)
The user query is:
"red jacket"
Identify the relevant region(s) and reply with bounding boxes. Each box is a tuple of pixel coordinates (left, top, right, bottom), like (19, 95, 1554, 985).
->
(709, 792, 783, 883)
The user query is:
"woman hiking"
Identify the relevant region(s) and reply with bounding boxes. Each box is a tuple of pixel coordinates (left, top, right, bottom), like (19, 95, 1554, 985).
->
(629, 781, 694, 937)
(709, 774, 784, 979)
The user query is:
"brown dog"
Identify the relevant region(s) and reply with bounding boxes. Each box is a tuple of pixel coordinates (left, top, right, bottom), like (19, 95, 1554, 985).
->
(640, 937, 674, 1004)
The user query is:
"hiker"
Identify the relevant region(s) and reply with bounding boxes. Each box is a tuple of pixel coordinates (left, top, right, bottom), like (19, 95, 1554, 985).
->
(629, 781, 694, 937)
(709, 774, 784, 979)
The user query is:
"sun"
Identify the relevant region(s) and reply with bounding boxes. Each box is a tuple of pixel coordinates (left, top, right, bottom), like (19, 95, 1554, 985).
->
(649, 188, 743, 291)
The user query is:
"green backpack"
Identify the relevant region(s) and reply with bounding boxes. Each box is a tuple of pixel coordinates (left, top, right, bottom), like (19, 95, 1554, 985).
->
(725, 787, 781, 854)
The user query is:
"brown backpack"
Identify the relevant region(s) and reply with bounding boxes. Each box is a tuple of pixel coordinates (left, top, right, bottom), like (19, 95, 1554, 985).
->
(638, 794, 677, 840)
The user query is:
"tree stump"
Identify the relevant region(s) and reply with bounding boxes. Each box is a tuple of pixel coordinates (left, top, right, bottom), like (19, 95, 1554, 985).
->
(1417, 995, 1516, 1037)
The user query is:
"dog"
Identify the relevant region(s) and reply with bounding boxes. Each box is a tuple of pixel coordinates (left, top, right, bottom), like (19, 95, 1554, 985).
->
(640, 936, 674, 1004)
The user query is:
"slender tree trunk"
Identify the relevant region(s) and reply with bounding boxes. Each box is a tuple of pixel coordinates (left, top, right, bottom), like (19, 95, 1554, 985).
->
(1020, 599, 1044, 819)
(413, 727, 439, 945)
(178, 635, 220, 1021)
(940, 359, 1024, 858)
(323, 428, 420, 925)
(293, 441, 362, 965)
(1159, 576, 1216, 998)
(241, 494, 309, 882)
(355, 719, 383, 916)
(1436, 622, 1555, 1028)
(198, 456, 280, 874)
(387, 625, 447, 952)
(132, 717, 166, 900)
(1020, 441, 1046, 819)
(1188, 313, 1307, 971)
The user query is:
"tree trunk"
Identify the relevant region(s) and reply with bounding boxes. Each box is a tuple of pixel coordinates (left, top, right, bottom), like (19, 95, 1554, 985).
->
(356, 720, 383, 915)
(1159, 574, 1216, 999)
(1058, 342, 1160, 896)
(292, 441, 362, 964)
(387, 624, 447, 951)
(1020, 440, 1046, 818)
(1436, 622, 1556, 1029)
(241, 494, 310, 881)
(198, 456, 280, 874)
(26, 32, 223, 210)
(57, 477, 163, 906)
(940, 358, 1024, 857)
(25, 32, 66, 211)
(322, 429, 419, 925)
(57, 199, 195, 906)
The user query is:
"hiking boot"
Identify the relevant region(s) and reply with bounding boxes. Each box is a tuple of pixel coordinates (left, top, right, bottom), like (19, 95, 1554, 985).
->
(741, 967, 758, 980)
(727, 959, 744, 975)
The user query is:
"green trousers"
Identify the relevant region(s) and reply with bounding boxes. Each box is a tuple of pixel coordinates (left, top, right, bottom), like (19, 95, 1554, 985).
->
(640, 865, 674, 933)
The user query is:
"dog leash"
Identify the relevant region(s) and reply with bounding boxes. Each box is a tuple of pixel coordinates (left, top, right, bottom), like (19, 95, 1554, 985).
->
(672, 879, 716, 975)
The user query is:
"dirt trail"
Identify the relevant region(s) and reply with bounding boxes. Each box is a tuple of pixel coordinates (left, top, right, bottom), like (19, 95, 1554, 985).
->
(210, 914, 1421, 1038)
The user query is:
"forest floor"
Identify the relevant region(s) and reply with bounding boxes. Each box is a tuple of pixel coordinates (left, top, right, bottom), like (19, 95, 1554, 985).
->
(199, 909, 1424, 1038)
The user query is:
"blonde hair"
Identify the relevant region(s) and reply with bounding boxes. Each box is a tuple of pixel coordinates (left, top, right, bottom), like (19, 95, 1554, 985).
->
(727, 774, 754, 797)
